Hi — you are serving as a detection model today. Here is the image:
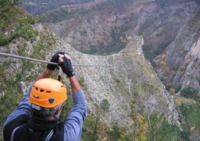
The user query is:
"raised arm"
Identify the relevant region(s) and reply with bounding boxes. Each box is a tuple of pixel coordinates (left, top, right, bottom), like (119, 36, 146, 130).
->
(69, 76, 82, 93)
(35, 69, 53, 81)
(4, 52, 64, 126)
(58, 54, 81, 93)
(58, 54, 87, 141)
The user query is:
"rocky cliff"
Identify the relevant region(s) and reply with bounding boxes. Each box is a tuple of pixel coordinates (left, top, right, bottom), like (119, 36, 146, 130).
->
(71, 36, 180, 127)
(0, 20, 180, 129)
(153, 7, 200, 91)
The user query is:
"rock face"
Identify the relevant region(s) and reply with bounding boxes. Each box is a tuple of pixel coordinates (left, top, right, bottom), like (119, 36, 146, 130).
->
(46, 14, 113, 52)
(153, 8, 200, 91)
(69, 36, 180, 127)
(0, 21, 180, 128)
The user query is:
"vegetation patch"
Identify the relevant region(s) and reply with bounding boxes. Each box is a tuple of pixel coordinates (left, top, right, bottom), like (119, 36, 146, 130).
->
(0, 1, 38, 46)
(14, 16, 38, 42)
(0, 15, 38, 45)
(130, 103, 189, 141)
(0, 60, 24, 141)
(0, 5, 52, 141)
(81, 104, 189, 141)
(100, 99, 110, 112)
(135, 86, 147, 97)
(176, 85, 200, 141)
(181, 86, 199, 101)
(40, 8, 86, 23)
(180, 104, 200, 140)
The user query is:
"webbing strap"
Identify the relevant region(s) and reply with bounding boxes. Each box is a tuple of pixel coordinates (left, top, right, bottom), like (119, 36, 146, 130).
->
(10, 124, 25, 141)
(10, 124, 54, 141)
(45, 129, 54, 141)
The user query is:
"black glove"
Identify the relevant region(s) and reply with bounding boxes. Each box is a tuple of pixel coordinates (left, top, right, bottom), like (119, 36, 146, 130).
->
(47, 52, 64, 70)
(59, 57, 75, 77)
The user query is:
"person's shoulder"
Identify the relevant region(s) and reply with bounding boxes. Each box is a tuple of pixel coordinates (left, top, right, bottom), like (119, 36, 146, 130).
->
(4, 115, 29, 128)
(55, 122, 65, 131)
(4, 115, 29, 140)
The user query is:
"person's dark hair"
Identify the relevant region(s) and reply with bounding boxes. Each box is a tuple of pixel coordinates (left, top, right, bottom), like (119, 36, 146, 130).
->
(31, 103, 64, 119)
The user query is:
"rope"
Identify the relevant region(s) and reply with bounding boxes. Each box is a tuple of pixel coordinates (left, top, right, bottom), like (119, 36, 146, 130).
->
(0, 52, 108, 67)
(0, 52, 57, 65)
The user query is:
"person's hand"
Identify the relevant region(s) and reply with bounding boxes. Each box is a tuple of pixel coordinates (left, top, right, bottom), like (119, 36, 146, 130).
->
(47, 52, 64, 70)
(59, 54, 75, 77)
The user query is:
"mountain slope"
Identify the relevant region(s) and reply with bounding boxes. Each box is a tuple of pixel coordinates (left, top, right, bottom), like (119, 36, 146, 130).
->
(17, 0, 200, 140)
(0, 5, 184, 140)
(41, 0, 200, 92)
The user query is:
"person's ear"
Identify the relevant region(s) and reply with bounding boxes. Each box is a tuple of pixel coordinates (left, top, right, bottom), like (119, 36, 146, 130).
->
(55, 105, 62, 115)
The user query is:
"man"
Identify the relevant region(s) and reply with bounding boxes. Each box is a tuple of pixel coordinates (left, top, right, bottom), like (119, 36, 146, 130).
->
(3, 52, 87, 141)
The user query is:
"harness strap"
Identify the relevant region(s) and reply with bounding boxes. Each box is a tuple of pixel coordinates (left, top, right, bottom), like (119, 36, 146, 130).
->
(10, 124, 25, 141)
(45, 129, 54, 141)
(10, 124, 54, 141)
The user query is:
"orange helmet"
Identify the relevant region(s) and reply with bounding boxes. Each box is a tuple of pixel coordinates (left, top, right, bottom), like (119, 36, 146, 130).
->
(29, 78, 67, 108)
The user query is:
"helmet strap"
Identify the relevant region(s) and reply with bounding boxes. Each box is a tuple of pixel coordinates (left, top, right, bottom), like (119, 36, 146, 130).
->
(32, 104, 41, 110)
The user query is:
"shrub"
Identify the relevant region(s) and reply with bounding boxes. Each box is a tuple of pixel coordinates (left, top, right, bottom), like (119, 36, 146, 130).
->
(0, 0, 21, 5)
(0, 4, 38, 46)
(0, 32, 15, 46)
(135, 86, 146, 97)
(175, 85, 182, 93)
(170, 88, 175, 95)
(147, 114, 189, 141)
(161, 54, 167, 60)
(100, 99, 110, 112)
(181, 86, 199, 100)
(82, 115, 99, 141)
(14, 16, 38, 42)
(180, 104, 200, 134)
(108, 124, 121, 141)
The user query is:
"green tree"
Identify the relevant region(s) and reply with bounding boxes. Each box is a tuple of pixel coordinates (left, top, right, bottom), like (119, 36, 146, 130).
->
(181, 86, 199, 100)
(100, 99, 110, 112)
(0, 0, 21, 5)
(108, 124, 121, 141)
(82, 115, 99, 141)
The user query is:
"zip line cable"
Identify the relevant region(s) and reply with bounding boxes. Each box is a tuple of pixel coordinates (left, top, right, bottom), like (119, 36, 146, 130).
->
(0, 52, 108, 67)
